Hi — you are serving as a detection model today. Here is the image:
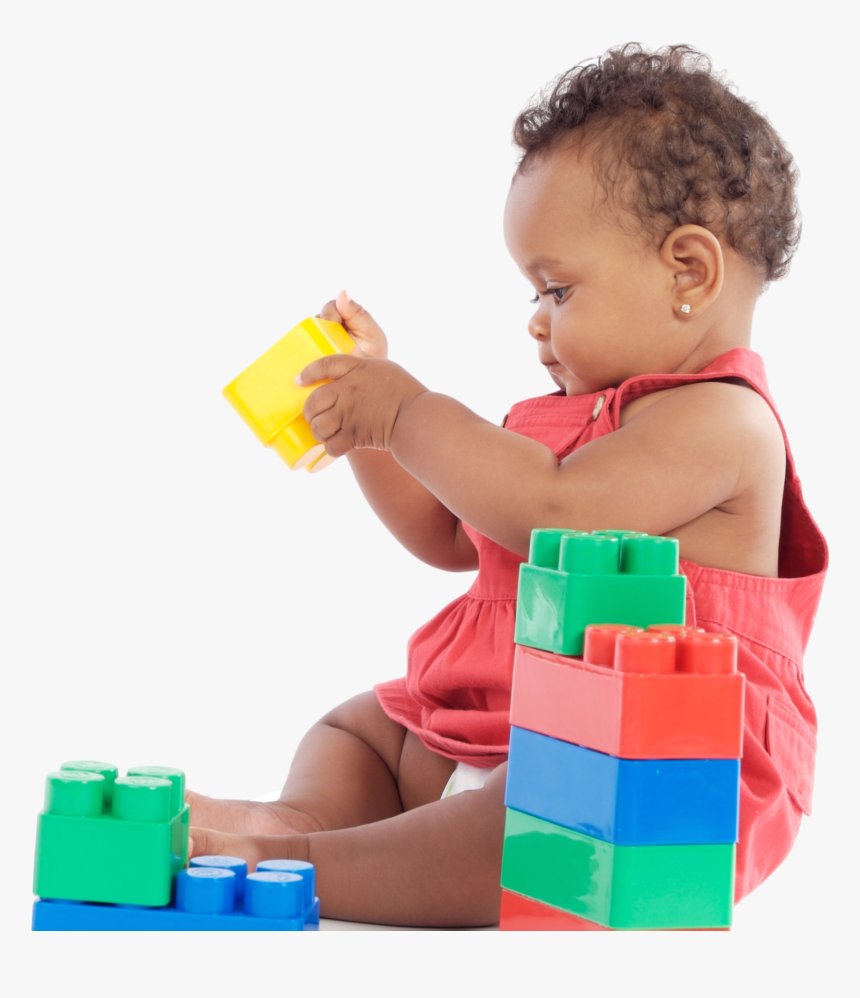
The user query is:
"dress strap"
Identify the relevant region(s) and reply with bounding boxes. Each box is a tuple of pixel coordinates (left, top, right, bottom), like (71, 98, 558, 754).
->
(608, 347, 827, 582)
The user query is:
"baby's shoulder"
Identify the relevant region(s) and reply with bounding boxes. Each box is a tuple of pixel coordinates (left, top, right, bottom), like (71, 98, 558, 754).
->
(621, 378, 785, 483)
(623, 377, 779, 435)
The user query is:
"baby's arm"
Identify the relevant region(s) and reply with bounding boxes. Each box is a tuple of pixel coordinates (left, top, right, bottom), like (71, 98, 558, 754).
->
(348, 449, 478, 571)
(320, 294, 477, 572)
(299, 354, 783, 568)
(388, 381, 755, 553)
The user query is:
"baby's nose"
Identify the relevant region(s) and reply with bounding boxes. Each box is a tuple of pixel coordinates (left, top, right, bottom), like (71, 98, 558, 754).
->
(528, 310, 549, 341)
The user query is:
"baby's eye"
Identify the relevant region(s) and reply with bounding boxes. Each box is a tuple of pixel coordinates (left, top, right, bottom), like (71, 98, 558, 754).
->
(530, 288, 569, 304)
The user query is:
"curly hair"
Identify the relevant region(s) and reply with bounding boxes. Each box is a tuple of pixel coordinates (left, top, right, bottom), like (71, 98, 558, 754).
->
(513, 44, 800, 284)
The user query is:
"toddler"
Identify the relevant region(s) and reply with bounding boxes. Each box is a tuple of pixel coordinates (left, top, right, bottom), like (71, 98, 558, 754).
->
(188, 44, 827, 927)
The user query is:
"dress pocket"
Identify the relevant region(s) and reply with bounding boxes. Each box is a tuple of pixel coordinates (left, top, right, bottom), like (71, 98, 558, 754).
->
(765, 694, 817, 816)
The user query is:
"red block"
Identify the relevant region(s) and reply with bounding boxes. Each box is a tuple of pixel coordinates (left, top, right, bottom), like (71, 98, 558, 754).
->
(509, 640, 744, 760)
(500, 890, 610, 930)
(499, 890, 728, 931)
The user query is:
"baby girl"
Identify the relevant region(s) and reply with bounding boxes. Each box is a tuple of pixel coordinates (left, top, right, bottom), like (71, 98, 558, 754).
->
(188, 43, 827, 927)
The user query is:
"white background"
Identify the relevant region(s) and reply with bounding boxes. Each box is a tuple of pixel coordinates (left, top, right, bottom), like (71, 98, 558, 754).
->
(2, 0, 855, 989)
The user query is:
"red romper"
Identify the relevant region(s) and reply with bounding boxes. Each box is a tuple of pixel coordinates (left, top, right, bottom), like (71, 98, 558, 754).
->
(375, 347, 827, 899)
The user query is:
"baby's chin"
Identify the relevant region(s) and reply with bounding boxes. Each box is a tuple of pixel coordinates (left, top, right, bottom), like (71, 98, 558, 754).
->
(547, 369, 571, 393)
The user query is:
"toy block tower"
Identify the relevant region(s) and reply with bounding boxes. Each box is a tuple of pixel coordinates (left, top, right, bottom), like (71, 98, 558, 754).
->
(32, 761, 320, 931)
(222, 317, 355, 473)
(500, 530, 745, 931)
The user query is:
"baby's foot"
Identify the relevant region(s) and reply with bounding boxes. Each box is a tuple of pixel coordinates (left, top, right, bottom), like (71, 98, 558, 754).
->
(189, 826, 308, 872)
(185, 790, 322, 837)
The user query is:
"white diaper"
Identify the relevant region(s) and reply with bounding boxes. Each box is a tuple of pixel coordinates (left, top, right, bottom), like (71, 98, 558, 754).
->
(441, 762, 498, 798)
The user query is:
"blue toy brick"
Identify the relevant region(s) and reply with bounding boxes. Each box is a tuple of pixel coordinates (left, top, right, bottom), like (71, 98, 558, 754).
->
(190, 855, 248, 902)
(256, 859, 316, 911)
(32, 855, 320, 931)
(31, 897, 321, 931)
(505, 726, 740, 846)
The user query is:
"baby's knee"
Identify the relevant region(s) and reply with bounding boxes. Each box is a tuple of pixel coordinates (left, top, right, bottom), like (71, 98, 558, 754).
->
(319, 691, 407, 771)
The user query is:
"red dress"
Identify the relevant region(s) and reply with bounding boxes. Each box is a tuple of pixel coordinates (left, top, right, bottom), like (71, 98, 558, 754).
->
(375, 347, 827, 899)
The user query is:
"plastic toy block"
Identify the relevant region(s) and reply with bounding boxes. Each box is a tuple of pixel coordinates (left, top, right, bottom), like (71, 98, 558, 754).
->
(33, 763, 189, 907)
(190, 854, 249, 902)
(509, 634, 745, 760)
(499, 890, 728, 931)
(500, 889, 611, 930)
(514, 531, 686, 656)
(500, 808, 735, 929)
(505, 726, 740, 845)
(33, 858, 320, 931)
(222, 316, 355, 473)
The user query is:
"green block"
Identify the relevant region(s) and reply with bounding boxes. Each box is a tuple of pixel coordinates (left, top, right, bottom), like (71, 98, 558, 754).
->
(34, 764, 190, 907)
(514, 530, 686, 655)
(500, 808, 734, 929)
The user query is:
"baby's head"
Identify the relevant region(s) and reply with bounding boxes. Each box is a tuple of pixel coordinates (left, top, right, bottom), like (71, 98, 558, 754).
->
(503, 44, 799, 395)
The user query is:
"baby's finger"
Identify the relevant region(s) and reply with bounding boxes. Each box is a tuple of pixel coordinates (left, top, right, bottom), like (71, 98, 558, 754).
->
(335, 291, 381, 335)
(296, 353, 359, 387)
(323, 430, 353, 459)
(302, 381, 338, 423)
(318, 299, 343, 323)
(308, 407, 342, 444)
(189, 826, 231, 859)
(335, 291, 388, 359)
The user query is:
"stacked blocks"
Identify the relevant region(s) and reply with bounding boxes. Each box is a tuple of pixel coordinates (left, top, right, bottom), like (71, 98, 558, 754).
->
(222, 316, 355, 473)
(501, 530, 745, 931)
(32, 762, 319, 931)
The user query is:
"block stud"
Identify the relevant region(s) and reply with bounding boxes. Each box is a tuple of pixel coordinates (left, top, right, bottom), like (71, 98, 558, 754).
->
(59, 761, 118, 804)
(257, 859, 315, 909)
(190, 855, 248, 902)
(244, 871, 304, 920)
(615, 631, 677, 674)
(591, 530, 647, 540)
(127, 766, 185, 816)
(620, 535, 679, 576)
(676, 632, 737, 674)
(45, 770, 105, 817)
(647, 625, 705, 636)
(111, 776, 172, 823)
(175, 867, 236, 915)
(528, 529, 586, 569)
(559, 534, 619, 575)
(583, 624, 643, 667)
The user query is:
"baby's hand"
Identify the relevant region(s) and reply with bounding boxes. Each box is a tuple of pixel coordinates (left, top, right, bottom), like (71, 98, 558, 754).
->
(318, 290, 388, 360)
(296, 355, 426, 456)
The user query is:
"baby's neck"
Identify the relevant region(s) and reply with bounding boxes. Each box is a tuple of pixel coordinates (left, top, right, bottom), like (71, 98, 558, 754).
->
(676, 323, 752, 377)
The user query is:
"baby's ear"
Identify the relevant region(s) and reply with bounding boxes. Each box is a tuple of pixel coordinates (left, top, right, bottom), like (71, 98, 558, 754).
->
(661, 224, 724, 317)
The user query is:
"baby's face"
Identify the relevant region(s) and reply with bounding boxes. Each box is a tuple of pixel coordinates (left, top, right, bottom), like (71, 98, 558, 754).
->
(503, 143, 692, 395)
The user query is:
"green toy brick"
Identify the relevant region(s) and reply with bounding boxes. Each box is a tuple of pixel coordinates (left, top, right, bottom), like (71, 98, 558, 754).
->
(514, 531, 686, 656)
(34, 764, 190, 907)
(500, 808, 734, 929)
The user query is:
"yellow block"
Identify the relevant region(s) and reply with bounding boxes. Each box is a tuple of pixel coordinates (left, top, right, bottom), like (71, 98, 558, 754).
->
(222, 317, 355, 471)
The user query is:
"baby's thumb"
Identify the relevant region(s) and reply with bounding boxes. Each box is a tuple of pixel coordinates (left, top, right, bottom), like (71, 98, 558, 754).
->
(336, 290, 384, 337)
(189, 826, 227, 859)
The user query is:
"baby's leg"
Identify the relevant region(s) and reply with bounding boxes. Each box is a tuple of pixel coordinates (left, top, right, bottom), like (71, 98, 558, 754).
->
(187, 691, 455, 836)
(189, 693, 506, 926)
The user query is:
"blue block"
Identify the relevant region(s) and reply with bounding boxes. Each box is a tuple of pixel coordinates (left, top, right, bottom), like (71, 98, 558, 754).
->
(505, 726, 739, 846)
(32, 896, 321, 931)
(32, 855, 321, 931)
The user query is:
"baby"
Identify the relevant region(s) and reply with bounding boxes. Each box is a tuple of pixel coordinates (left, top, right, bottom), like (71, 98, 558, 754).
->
(188, 43, 827, 927)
